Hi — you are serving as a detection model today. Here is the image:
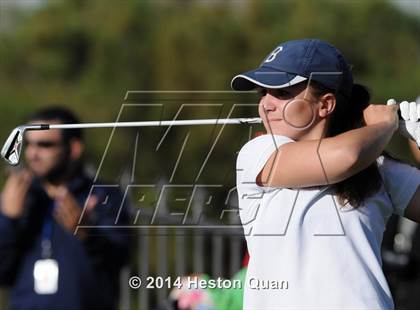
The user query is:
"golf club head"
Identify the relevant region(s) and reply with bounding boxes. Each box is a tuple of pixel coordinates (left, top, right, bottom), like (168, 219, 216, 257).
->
(1, 126, 25, 166)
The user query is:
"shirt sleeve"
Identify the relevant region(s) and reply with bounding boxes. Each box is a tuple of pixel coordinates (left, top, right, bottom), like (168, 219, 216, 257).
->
(378, 156, 420, 216)
(236, 134, 294, 229)
(236, 134, 294, 188)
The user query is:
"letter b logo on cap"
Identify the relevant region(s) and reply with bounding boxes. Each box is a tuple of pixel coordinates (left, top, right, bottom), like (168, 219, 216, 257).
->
(265, 46, 283, 63)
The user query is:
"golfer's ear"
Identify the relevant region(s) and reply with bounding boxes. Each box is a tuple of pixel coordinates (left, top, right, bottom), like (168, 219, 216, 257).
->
(69, 139, 84, 160)
(319, 93, 336, 118)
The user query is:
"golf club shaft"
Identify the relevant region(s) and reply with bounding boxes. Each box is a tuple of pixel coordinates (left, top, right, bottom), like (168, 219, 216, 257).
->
(32, 118, 263, 130)
(29, 108, 407, 131)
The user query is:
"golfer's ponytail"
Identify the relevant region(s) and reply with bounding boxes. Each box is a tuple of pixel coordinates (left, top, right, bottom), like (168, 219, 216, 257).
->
(311, 81, 382, 208)
(349, 83, 371, 119)
(326, 83, 371, 137)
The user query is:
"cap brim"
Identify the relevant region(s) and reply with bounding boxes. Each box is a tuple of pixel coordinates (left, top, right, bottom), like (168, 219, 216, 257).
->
(231, 68, 307, 91)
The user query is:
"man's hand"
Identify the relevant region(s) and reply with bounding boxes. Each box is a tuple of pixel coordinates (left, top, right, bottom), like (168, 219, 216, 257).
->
(44, 184, 97, 234)
(1, 169, 33, 219)
(388, 99, 420, 148)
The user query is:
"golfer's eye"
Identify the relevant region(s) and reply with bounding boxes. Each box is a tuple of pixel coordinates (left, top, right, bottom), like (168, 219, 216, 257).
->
(274, 89, 292, 98)
(25, 140, 62, 148)
(257, 88, 267, 97)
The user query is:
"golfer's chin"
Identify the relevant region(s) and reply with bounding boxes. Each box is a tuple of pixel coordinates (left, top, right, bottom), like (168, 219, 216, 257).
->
(263, 120, 284, 135)
(264, 125, 299, 140)
(27, 163, 53, 179)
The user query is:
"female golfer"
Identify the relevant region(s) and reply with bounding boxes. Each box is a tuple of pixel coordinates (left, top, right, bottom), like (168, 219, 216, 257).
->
(232, 39, 420, 309)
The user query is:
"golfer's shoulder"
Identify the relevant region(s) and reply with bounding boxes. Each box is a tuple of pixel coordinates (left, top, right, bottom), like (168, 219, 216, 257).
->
(237, 134, 294, 162)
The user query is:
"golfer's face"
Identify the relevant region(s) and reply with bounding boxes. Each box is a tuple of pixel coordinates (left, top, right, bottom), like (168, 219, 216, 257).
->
(24, 121, 66, 178)
(258, 83, 317, 138)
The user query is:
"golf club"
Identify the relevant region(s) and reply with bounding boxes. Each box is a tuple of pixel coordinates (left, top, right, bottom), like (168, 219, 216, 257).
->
(2, 103, 417, 167)
(1, 118, 262, 166)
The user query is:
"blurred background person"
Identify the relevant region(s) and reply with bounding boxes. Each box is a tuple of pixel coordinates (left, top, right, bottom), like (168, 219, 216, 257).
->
(0, 107, 131, 310)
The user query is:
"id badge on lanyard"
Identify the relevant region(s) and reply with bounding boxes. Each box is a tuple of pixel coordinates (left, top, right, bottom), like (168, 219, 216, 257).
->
(34, 201, 59, 294)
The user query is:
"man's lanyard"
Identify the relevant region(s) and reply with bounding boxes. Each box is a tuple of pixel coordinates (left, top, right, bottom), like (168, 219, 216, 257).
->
(41, 200, 57, 258)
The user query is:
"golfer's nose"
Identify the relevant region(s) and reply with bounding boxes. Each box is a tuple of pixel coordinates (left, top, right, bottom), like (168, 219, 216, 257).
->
(261, 94, 277, 112)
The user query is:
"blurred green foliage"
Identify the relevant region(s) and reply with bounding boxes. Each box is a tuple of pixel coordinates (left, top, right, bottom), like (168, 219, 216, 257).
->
(0, 0, 419, 183)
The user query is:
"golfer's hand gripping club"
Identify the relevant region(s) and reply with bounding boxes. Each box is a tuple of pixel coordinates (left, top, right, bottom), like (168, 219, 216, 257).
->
(387, 98, 420, 148)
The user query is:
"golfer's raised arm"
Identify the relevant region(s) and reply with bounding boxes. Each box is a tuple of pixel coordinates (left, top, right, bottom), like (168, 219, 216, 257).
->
(257, 104, 399, 188)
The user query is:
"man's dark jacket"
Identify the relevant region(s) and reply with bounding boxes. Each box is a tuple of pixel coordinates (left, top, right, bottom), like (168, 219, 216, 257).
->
(0, 174, 131, 310)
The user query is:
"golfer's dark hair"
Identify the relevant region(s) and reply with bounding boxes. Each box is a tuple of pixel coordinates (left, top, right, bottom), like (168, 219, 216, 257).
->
(28, 106, 83, 144)
(311, 81, 382, 208)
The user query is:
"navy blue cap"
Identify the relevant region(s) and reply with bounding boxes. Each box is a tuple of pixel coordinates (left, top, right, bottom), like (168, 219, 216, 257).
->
(231, 39, 353, 97)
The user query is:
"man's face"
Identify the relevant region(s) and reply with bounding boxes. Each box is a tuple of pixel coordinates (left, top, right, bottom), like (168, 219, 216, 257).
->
(24, 120, 67, 178)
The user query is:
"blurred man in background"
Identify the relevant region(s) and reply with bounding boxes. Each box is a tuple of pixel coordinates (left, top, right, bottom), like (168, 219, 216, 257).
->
(0, 107, 131, 310)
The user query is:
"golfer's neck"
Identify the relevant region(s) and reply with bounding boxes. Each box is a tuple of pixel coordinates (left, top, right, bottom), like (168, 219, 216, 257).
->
(298, 120, 328, 142)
